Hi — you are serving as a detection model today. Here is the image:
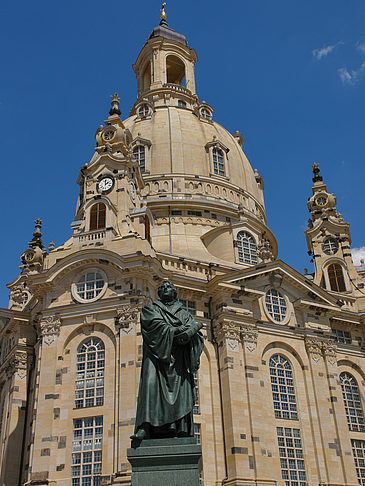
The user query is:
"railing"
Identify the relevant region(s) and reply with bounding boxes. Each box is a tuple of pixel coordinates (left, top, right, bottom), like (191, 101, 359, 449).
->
(77, 230, 106, 243)
(163, 83, 192, 95)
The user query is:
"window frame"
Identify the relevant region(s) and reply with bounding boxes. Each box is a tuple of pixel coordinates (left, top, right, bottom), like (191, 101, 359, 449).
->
(89, 202, 106, 231)
(72, 416, 103, 486)
(205, 140, 230, 179)
(323, 261, 348, 292)
(75, 337, 105, 409)
(235, 231, 258, 265)
(263, 288, 289, 325)
(269, 355, 298, 421)
(340, 372, 365, 432)
(133, 145, 146, 173)
(71, 268, 108, 304)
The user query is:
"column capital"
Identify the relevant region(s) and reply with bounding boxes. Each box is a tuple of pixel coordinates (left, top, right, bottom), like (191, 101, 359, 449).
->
(240, 322, 258, 352)
(214, 320, 241, 352)
(38, 315, 61, 346)
(115, 304, 141, 335)
(5, 350, 33, 379)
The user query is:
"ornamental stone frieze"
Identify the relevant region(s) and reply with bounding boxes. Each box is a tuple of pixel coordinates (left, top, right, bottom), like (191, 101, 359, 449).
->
(241, 322, 258, 352)
(305, 336, 337, 365)
(38, 315, 61, 346)
(214, 321, 241, 352)
(5, 351, 34, 380)
(115, 304, 141, 335)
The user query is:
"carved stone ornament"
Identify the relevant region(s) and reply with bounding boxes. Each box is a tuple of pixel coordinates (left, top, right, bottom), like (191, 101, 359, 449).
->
(115, 305, 140, 335)
(305, 337, 323, 363)
(39, 315, 61, 346)
(241, 323, 258, 352)
(305, 336, 337, 365)
(321, 338, 337, 366)
(258, 238, 274, 263)
(214, 321, 241, 351)
(5, 351, 33, 379)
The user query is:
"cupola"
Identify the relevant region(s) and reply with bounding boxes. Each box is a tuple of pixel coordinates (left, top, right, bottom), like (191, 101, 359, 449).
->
(133, 4, 197, 97)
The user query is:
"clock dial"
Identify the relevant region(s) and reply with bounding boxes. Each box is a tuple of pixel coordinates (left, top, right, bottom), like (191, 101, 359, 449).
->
(316, 195, 327, 206)
(98, 177, 113, 192)
(103, 130, 115, 141)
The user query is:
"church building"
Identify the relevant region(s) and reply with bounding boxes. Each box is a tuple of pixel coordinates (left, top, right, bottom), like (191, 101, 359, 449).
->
(1, 7, 365, 486)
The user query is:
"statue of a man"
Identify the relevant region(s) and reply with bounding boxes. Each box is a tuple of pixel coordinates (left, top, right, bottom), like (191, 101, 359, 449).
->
(131, 281, 204, 440)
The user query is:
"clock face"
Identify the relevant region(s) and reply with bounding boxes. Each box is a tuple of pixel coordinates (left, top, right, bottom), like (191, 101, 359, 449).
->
(98, 177, 113, 193)
(103, 130, 115, 141)
(316, 195, 327, 206)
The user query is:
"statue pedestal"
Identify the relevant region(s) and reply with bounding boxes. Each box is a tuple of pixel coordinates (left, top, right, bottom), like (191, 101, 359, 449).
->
(127, 437, 202, 486)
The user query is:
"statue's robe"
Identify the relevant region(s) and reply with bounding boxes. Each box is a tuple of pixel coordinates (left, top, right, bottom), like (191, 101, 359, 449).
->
(134, 299, 204, 436)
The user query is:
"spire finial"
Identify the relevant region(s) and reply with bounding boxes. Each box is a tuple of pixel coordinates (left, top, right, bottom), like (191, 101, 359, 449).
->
(109, 93, 121, 116)
(29, 218, 45, 249)
(160, 2, 167, 21)
(312, 162, 323, 183)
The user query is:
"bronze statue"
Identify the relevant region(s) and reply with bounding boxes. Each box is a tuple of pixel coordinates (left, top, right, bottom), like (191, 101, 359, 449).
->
(131, 281, 204, 440)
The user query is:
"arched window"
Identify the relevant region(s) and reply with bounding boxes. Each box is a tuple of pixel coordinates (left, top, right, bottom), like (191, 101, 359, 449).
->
(90, 203, 106, 231)
(166, 55, 185, 85)
(327, 263, 346, 292)
(236, 231, 258, 264)
(340, 372, 365, 432)
(75, 337, 105, 409)
(212, 148, 225, 176)
(269, 355, 298, 420)
(133, 146, 146, 173)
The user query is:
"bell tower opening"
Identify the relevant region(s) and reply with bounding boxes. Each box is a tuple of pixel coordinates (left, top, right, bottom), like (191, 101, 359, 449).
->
(166, 55, 185, 85)
(142, 62, 151, 93)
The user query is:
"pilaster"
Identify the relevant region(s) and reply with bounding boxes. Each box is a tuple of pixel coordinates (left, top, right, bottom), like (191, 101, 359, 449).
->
(30, 314, 61, 484)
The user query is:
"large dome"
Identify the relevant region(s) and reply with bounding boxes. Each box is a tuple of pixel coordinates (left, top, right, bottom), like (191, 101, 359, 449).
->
(123, 106, 264, 208)
(90, 19, 277, 264)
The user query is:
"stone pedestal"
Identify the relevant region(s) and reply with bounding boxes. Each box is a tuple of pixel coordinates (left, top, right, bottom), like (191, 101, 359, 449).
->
(127, 437, 202, 486)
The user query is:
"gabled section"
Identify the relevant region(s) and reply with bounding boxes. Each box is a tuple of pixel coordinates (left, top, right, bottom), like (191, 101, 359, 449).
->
(208, 260, 349, 332)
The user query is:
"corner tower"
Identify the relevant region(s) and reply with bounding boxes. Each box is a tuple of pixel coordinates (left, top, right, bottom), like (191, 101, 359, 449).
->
(305, 163, 365, 308)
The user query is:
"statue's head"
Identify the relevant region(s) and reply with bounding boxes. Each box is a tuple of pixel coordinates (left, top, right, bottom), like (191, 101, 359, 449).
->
(158, 280, 177, 303)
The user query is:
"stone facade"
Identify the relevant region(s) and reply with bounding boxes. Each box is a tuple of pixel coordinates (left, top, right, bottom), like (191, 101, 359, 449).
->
(1, 14, 365, 486)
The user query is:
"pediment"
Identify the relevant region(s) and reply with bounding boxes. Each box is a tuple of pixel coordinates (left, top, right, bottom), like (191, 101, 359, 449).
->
(210, 259, 342, 312)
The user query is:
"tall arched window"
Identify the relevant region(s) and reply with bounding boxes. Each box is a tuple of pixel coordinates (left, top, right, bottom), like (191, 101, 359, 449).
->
(90, 203, 106, 231)
(133, 146, 146, 173)
(236, 231, 258, 264)
(269, 355, 298, 420)
(340, 372, 365, 432)
(166, 55, 185, 85)
(327, 263, 346, 292)
(212, 148, 225, 176)
(75, 337, 105, 409)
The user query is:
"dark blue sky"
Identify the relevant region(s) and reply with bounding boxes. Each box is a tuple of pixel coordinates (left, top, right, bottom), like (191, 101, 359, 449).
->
(1, 0, 364, 306)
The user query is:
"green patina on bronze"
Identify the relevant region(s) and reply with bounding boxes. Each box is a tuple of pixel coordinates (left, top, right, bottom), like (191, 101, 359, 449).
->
(132, 281, 203, 440)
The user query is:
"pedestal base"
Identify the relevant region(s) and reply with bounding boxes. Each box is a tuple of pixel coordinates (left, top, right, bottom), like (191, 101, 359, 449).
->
(127, 437, 202, 486)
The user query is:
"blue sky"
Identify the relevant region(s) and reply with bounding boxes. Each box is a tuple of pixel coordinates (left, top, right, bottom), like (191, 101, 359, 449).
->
(1, 0, 364, 307)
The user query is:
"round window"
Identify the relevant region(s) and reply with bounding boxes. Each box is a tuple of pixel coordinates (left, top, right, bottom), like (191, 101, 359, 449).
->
(323, 237, 338, 255)
(138, 104, 149, 117)
(72, 269, 108, 303)
(265, 289, 287, 322)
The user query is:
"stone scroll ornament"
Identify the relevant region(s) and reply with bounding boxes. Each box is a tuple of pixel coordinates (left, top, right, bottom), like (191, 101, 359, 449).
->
(131, 281, 204, 441)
